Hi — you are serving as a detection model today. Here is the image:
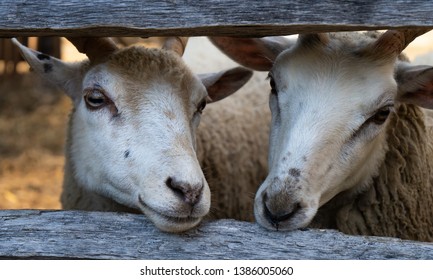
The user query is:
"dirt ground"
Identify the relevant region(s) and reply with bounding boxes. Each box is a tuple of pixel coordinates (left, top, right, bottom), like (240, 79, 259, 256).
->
(1, 32, 433, 210)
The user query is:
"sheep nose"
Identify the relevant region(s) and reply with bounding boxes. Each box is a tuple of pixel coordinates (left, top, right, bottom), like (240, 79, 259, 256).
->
(166, 177, 203, 206)
(263, 193, 301, 230)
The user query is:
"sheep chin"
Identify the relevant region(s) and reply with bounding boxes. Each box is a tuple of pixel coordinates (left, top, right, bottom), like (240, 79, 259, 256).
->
(136, 195, 202, 233)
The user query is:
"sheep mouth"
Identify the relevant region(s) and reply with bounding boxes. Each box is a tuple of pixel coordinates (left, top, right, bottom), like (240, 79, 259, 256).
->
(254, 199, 318, 231)
(258, 210, 313, 231)
(137, 195, 201, 226)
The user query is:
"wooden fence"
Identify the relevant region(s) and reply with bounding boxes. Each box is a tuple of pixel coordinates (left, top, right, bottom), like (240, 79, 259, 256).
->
(1, 0, 433, 259)
(2, 0, 433, 37)
(1, 210, 433, 259)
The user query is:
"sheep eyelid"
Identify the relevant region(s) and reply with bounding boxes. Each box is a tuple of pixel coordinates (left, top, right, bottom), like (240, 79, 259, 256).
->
(195, 99, 207, 114)
(84, 88, 111, 110)
(350, 105, 394, 140)
(267, 73, 278, 96)
(366, 105, 394, 125)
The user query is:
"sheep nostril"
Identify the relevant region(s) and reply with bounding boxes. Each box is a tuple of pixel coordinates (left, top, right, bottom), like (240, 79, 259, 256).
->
(165, 176, 203, 206)
(166, 177, 183, 197)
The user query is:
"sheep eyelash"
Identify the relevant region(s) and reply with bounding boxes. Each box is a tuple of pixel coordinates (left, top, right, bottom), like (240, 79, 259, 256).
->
(266, 73, 278, 95)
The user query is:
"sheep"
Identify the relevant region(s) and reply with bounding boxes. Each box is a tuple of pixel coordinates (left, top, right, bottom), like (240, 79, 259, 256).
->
(210, 29, 433, 242)
(13, 36, 268, 232)
(181, 37, 271, 221)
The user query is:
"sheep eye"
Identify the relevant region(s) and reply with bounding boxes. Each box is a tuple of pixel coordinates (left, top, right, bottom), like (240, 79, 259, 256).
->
(196, 99, 207, 114)
(85, 89, 108, 109)
(269, 75, 278, 95)
(367, 106, 393, 125)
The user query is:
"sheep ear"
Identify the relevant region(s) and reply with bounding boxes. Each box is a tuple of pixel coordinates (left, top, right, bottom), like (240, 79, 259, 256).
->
(199, 67, 253, 103)
(11, 38, 83, 101)
(395, 62, 433, 109)
(162, 37, 189, 56)
(208, 36, 294, 71)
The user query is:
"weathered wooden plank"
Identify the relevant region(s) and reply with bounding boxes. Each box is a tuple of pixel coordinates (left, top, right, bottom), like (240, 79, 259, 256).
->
(0, 0, 433, 37)
(0, 210, 432, 259)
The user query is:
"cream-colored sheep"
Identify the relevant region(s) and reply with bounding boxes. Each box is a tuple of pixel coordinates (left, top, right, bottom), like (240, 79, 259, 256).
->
(183, 37, 270, 221)
(211, 29, 433, 242)
(13, 37, 268, 232)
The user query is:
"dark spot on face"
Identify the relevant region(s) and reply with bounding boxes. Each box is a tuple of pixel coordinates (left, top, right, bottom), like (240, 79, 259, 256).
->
(43, 63, 53, 73)
(326, 164, 334, 173)
(282, 156, 287, 162)
(124, 150, 130, 159)
(289, 168, 301, 178)
(302, 156, 307, 162)
(37, 53, 50, 60)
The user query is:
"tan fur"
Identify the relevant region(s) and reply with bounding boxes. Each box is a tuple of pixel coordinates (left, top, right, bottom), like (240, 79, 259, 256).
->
(107, 46, 196, 114)
(196, 78, 270, 221)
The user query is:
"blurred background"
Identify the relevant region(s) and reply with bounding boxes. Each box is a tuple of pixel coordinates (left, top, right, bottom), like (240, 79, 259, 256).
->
(1, 32, 433, 210)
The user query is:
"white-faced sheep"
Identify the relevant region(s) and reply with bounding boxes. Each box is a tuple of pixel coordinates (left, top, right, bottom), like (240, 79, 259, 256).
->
(211, 29, 433, 242)
(13, 37, 269, 232)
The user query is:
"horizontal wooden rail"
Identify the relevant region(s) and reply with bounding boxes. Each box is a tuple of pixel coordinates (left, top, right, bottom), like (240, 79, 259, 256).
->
(1, 0, 433, 37)
(0, 210, 432, 259)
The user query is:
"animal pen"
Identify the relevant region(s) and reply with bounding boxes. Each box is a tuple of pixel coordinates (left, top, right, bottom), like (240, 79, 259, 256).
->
(1, 0, 433, 259)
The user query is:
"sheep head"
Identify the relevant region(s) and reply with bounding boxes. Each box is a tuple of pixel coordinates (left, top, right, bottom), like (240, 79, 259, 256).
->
(13, 37, 252, 232)
(210, 29, 433, 231)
